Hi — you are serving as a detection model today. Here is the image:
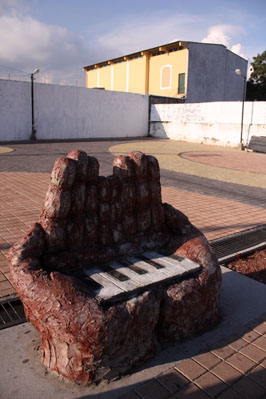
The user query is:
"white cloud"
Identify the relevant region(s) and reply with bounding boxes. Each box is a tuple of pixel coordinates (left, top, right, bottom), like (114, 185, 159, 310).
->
(0, 0, 32, 17)
(0, 1, 136, 85)
(95, 12, 203, 56)
(202, 24, 236, 47)
(0, 11, 91, 85)
(95, 15, 248, 63)
(231, 43, 245, 58)
(202, 24, 246, 58)
(0, 0, 21, 11)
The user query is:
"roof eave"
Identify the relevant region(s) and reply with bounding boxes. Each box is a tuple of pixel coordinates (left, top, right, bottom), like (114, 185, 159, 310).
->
(83, 40, 188, 70)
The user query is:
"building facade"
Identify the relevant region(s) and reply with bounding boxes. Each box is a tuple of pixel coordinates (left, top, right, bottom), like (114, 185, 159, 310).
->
(83, 41, 248, 102)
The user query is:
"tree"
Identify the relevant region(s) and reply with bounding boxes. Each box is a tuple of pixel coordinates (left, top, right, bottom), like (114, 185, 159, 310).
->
(246, 51, 266, 101)
(249, 51, 266, 85)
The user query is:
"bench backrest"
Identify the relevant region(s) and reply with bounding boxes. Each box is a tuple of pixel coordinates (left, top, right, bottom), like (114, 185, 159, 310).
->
(39, 150, 165, 254)
(248, 136, 266, 153)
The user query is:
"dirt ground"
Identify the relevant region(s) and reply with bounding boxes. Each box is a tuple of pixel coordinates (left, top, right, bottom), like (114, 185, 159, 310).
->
(227, 248, 266, 284)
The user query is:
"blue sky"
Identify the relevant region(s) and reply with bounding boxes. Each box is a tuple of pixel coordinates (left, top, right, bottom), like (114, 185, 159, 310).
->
(0, 0, 265, 86)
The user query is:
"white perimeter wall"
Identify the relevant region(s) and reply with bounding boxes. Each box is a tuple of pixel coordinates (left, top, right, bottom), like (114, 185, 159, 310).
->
(150, 102, 266, 147)
(0, 80, 149, 141)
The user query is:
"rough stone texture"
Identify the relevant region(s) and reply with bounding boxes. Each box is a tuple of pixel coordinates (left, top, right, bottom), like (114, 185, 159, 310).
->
(9, 150, 221, 385)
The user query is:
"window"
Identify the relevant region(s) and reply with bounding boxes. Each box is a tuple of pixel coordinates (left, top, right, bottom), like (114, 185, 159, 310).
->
(152, 51, 165, 56)
(178, 73, 185, 94)
(129, 55, 143, 60)
(160, 65, 172, 90)
(168, 46, 183, 53)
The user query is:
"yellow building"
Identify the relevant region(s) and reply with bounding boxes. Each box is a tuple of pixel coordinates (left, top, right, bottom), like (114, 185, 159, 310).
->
(83, 41, 188, 98)
(83, 41, 248, 102)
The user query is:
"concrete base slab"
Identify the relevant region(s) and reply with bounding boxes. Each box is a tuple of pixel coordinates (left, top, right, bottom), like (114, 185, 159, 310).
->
(1, 267, 266, 399)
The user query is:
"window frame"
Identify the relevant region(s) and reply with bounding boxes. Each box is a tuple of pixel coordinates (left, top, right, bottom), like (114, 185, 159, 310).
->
(160, 64, 172, 90)
(178, 72, 186, 94)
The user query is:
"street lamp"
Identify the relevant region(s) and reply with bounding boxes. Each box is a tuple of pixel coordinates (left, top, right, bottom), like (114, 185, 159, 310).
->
(30, 68, 40, 141)
(235, 68, 246, 151)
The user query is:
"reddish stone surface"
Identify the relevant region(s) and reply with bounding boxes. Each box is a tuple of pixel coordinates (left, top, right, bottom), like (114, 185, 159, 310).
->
(227, 249, 266, 284)
(9, 150, 221, 385)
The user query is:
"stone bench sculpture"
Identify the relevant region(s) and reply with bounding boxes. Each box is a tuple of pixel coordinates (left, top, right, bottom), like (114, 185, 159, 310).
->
(9, 150, 221, 385)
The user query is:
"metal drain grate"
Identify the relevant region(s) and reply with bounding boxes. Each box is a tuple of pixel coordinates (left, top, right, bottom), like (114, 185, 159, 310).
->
(0, 296, 26, 330)
(210, 225, 266, 263)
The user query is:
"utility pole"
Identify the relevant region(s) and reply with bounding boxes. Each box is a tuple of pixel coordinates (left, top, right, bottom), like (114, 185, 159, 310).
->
(30, 69, 40, 141)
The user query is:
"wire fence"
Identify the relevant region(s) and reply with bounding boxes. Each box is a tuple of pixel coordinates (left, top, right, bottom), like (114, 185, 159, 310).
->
(0, 66, 86, 87)
(0, 74, 86, 87)
(0, 65, 32, 83)
(0, 73, 31, 82)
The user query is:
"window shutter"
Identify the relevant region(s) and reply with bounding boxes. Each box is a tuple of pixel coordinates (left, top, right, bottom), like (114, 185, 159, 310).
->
(178, 73, 185, 94)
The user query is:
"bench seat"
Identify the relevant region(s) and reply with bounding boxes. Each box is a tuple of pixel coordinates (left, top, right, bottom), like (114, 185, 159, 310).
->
(248, 136, 266, 153)
(72, 251, 202, 305)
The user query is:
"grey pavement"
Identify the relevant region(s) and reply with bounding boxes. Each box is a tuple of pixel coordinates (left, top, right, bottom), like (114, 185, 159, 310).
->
(1, 139, 266, 209)
(160, 169, 266, 209)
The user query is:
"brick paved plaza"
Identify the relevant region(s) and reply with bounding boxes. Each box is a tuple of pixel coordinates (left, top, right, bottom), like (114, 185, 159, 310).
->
(1, 138, 266, 398)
